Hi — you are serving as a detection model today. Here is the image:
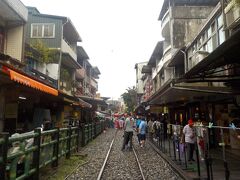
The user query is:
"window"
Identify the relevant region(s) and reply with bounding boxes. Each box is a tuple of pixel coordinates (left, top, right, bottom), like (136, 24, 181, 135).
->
(211, 22, 216, 33)
(43, 24, 54, 37)
(217, 14, 223, 28)
(218, 27, 225, 45)
(207, 27, 212, 38)
(31, 23, 55, 38)
(217, 14, 225, 45)
(207, 40, 213, 53)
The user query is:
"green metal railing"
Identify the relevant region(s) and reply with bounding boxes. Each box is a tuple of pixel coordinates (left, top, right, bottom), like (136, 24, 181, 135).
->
(0, 120, 107, 180)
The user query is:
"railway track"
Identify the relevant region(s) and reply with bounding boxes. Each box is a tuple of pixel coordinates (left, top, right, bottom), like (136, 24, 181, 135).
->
(63, 129, 183, 180)
(97, 130, 146, 180)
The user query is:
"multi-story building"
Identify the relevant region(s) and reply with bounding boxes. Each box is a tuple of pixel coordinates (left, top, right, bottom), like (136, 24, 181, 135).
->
(0, 3, 103, 133)
(0, 0, 28, 63)
(76, 46, 100, 98)
(135, 0, 240, 178)
(135, 62, 147, 105)
(25, 7, 82, 96)
(141, 0, 220, 120)
(0, 0, 28, 133)
(24, 7, 104, 125)
(182, 0, 240, 146)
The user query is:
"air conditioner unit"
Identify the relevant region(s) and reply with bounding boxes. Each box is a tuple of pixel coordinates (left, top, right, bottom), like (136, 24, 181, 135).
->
(225, 0, 240, 29)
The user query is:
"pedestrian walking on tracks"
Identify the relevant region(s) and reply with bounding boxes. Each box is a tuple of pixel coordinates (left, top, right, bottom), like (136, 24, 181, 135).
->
(147, 117, 154, 140)
(119, 117, 124, 130)
(136, 115, 142, 144)
(121, 114, 134, 151)
(139, 117, 147, 148)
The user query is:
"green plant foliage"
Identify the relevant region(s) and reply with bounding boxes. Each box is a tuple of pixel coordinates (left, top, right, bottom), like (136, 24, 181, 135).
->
(60, 68, 72, 90)
(25, 40, 59, 64)
(121, 86, 137, 113)
(60, 68, 71, 81)
(40, 155, 86, 180)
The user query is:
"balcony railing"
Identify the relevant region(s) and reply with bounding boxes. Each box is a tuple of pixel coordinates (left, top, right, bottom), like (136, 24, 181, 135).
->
(25, 66, 58, 88)
(161, 9, 170, 26)
(162, 46, 172, 62)
(154, 46, 172, 75)
(85, 76, 91, 85)
(161, 9, 170, 39)
(62, 39, 77, 61)
(189, 50, 209, 70)
(90, 78, 98, 90)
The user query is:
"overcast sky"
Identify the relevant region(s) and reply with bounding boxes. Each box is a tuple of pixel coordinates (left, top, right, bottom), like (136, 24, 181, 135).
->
(21, 0, 163, 100)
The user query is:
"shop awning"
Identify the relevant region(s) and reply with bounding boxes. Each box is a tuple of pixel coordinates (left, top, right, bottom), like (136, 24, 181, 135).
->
(79, 96, 108, 107)
(60, 91, 92, 108)
(149, 85, 234, 105)
(9, 69, 58, 96)
(78, 98, 92, 108)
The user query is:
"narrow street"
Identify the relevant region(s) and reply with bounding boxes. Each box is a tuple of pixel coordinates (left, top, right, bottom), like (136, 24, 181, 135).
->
(1, 0, 240, 180)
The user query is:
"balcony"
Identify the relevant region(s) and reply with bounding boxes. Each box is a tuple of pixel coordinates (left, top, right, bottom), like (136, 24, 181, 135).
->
(25, 66, 58, 88)
(75, 80, 83, 89)
(155, 45, 172, 74)
(84, 87, 93, 97)
(0, 0, 28, 24)
(91, 78, 98, 90)
(60, 80, 73, 96)
(161, 9, 170, 40)
(76, 68, 85, 79)
(225, 0, 240, 29)
(189, 50, 209, 70)
(85, 75, 91, 85)
(62, 39, 77, 61)
(163, 45, 172, 62)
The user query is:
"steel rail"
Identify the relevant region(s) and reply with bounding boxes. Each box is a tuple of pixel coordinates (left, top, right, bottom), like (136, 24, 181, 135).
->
(132, 146, 146, 180)
(96, 133, 116, 180)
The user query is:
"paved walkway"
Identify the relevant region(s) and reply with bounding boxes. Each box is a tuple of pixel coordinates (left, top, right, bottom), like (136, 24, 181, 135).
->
(151, 138, 240, 180)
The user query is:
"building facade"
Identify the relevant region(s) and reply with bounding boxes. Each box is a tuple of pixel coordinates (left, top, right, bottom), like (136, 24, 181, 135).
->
(0, 2, 104, 134)
(137, 0, 240, 146)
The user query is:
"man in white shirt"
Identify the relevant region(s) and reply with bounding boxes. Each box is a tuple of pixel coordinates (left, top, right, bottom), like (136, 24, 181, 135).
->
(121, 114, 134, 150)
(183, 119, 196, 162)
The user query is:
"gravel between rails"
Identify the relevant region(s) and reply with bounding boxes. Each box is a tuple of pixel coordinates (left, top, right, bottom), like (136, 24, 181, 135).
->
(133, 134, 183, 180)
(101, 131, 142, 180)
(65, 129, 184, 180)
(66, 128, 117, 180)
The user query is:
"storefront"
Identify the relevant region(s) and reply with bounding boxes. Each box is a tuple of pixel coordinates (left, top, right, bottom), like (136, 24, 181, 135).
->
(0, 62, 59, 134)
